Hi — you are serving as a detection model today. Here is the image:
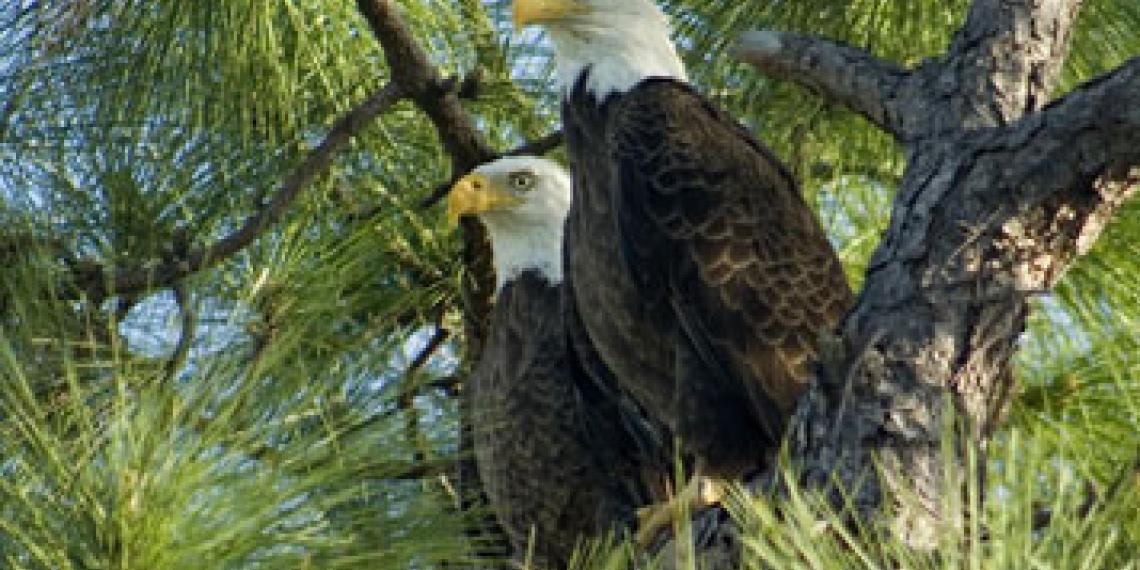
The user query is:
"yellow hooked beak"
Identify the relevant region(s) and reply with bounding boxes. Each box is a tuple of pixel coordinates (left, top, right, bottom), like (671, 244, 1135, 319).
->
(445, 172, 523, 227)
(512, 0, 589, 28)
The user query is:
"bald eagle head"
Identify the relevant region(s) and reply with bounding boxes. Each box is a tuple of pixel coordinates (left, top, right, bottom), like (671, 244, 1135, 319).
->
(513, 0, 686, 98)
(447, 156, 571, 291)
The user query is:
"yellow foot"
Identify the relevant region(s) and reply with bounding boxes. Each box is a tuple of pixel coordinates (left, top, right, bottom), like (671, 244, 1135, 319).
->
(633, 476, 725, 548)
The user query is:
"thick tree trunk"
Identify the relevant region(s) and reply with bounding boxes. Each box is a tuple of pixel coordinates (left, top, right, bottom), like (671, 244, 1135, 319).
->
(658, 0, 1140, 564)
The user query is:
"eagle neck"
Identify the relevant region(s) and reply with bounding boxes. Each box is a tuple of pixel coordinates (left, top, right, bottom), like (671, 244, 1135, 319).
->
(482, 217, 564, 293)
(548, 18, 686, 99)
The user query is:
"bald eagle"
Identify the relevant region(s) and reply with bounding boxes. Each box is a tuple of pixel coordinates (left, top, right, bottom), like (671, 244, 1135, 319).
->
(513, 0, 853, 520)
(447, 156, 663, 568)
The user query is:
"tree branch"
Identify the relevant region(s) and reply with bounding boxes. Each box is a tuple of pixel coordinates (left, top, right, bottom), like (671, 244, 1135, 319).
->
(73, 82, 408, 302)
(736, 0, 1084, 142)
(969, 58, 1140, 280)
(164, 281, 194, 382)
(504, 130, 564, 158)
(399, 325, 451, 463)
(355, 0, 496, 173)
(423, 374, 462, 397)
(354, 0, 497, 366)
(734, 31, 910, 137)
(349, 11, 512, 558)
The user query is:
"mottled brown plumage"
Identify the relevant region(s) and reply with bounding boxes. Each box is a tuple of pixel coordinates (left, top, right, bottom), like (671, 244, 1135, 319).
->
(563, 75, 853, 478)
(471, 271, 651, 568)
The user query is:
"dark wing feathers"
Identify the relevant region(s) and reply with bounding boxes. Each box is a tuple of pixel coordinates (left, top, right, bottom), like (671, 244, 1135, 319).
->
(471, 276, 597, 565)
(564, 274, 669, 476)
(472, 272, 664, 567)
(610, 80, 853, 434)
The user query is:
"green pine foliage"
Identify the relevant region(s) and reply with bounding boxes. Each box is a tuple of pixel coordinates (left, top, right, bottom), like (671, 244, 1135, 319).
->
(724, 429, 1140, 570)
(0, 0, 1137, 568)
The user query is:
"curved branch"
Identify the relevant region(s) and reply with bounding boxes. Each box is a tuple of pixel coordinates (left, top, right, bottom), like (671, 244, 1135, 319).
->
(356, 0, 565, 212)
(74, 82, 408, 301)
(354, 0, 497, 363)
(734, 31, 909, 138)
(356, 0, 496, 172)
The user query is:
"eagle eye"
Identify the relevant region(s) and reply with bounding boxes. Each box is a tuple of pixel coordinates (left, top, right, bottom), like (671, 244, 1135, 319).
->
(508, 171, 536, 191)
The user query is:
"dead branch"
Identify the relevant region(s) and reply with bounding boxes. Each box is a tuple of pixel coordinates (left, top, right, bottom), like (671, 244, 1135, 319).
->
(734, 31, 908, 137)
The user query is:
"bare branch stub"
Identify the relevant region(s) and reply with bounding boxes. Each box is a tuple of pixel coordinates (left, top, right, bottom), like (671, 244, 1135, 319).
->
(734, 31, 910, 138)
(736, 0, 1085, 142)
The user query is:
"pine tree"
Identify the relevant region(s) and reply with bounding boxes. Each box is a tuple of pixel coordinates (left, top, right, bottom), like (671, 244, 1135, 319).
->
(0, 1, 1137, 568)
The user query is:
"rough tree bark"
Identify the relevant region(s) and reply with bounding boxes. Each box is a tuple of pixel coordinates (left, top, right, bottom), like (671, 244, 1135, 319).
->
(703, 0, 1138, 556)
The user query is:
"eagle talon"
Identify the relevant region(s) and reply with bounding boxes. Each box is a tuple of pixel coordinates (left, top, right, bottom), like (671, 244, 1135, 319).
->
(633, 476, 725, 548)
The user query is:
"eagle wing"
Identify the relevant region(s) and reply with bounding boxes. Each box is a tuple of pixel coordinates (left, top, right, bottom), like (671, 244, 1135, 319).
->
(563, 270, 672, 506)
(472, 273, 665, 564)
(470, 278, 585, 560)
(610, 80, 853, 441)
